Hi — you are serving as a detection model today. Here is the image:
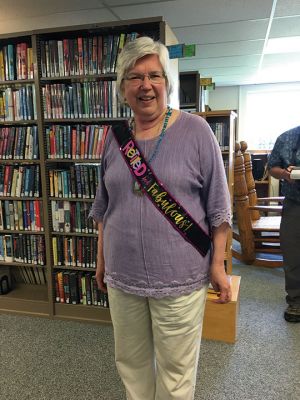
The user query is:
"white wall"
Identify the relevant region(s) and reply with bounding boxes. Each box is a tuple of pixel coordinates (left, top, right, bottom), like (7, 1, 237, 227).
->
(207, 86, 239, 111)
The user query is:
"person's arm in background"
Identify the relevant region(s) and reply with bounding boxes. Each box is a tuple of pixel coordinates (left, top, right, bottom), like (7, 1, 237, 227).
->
(95, 222, 107, 293)
(267, 133, 296, 184)
(269, 166, 295, 184)
(210, 222, 232, 303)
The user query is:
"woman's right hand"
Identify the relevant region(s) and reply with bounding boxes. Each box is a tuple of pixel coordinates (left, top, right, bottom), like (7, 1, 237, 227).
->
(95, 261, 107, 293)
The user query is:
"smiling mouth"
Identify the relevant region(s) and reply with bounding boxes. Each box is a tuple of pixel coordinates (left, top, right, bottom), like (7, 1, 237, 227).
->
(138, 96, 155, 101)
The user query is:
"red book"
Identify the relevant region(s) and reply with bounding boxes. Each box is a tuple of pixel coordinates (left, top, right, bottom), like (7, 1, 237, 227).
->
(34, 200, 42, 232)
(77, 37, 83, 75)
(20, 42, 28, 80)
(71, 126, 77, 159)
(57, 271, 65, 303)
(16, 43, 22, 80)
(3, 165, 12, 195)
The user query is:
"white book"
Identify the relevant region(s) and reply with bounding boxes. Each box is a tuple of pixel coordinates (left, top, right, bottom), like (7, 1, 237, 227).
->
(15, 166, 24, 197)
(290, 168, 300, 179)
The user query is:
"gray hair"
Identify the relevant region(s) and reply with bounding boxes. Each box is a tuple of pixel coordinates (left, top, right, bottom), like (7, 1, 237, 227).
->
(116, 36, 173, 103)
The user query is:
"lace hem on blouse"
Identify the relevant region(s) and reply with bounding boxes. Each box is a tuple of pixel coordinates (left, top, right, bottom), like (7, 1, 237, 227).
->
(209, 209, 232, 228)
(105, 275, 209, 299)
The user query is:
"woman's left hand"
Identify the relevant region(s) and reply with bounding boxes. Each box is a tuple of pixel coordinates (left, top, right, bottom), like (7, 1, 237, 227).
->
(210, 263, 232, 304)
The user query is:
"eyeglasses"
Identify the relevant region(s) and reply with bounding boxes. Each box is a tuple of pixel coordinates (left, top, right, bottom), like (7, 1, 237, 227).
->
(124, 72, 166, 85)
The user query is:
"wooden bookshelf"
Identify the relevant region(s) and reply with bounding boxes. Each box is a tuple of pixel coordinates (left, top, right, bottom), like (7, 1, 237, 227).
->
(193, 110, 237, 274)
(0, 17, 179, 322)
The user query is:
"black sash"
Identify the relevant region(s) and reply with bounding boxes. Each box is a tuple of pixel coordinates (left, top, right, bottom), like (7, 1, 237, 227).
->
(112, 123, 211, 257)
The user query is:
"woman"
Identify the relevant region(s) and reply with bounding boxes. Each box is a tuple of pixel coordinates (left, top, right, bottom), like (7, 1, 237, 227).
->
(90, 36, 232, 400)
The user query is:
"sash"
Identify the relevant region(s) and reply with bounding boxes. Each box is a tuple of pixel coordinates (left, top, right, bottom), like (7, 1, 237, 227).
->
(112, 123, 211, 257)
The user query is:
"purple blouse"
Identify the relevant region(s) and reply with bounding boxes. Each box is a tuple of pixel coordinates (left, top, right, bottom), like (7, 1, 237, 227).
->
(90, 111, 231, 298)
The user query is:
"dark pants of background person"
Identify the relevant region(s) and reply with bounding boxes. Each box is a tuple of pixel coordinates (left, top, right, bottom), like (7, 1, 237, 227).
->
(280, 198, 300, 306)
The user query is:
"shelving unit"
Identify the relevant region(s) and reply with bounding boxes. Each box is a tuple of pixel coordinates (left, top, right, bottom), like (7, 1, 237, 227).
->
(179, 71, 201, 112)
(193, 110, 237, 274)
(0, 17, 179, 323)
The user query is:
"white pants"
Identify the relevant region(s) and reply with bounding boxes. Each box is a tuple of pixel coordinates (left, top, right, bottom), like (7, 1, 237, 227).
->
(107, 285, 208, 400)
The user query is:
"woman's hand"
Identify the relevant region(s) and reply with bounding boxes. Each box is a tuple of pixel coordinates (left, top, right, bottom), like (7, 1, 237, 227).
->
(210, 262, 232, 304)
(210, 223, 231, 303)
(95, 261, 107, 293)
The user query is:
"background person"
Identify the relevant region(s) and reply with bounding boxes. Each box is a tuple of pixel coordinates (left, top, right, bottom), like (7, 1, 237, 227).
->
(268, 126, 300, 323)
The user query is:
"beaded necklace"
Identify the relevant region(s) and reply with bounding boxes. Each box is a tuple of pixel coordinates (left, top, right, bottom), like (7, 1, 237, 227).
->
(130, 105, 172, 196)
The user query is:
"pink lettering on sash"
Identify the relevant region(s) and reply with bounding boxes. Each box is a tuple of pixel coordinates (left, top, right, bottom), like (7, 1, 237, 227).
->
(121, 140, 135, 156)
(134, 163, 147, 176)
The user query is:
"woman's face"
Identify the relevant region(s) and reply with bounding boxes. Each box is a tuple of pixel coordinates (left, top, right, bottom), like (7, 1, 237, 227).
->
(122, 54, 168, 120)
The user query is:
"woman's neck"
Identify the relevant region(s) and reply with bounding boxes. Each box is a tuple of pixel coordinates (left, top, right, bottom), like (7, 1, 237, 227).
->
(133, 109, 168, 140)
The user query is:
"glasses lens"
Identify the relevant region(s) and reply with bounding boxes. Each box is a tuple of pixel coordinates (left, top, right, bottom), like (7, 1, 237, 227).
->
(149, 73, 165, 83)
(126, 72, 165, 84)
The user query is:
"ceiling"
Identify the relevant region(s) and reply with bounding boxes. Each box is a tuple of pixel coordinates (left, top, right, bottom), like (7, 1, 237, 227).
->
(0, 0, 300, 87)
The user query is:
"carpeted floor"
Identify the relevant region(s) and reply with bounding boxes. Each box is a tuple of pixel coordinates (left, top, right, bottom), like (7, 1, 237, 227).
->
(0, 264, 299, 400)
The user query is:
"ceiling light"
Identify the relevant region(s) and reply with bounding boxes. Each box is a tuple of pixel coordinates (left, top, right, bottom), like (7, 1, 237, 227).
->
(265, 36, 300, 54)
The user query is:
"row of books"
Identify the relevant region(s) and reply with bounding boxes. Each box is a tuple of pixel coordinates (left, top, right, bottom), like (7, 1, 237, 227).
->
(52, 235, 97, 268)
(0, 234, 45, 265)
(51, 200, 96, 234)
(0, 200, 43, 232)
(40, 32, 138, 78)
(46, 124, 108, 160)
(208, 121, 230, 151)
(12, 265, 47, 285)
(53, 270, 108, 307)
(0, 84, 37, 121)
(0, 43, 34, 81)
(42, 81, 132, 119)
(0, 126, 39, 160)
(0, 164, 40, 197)
(49, 164, 100, 199)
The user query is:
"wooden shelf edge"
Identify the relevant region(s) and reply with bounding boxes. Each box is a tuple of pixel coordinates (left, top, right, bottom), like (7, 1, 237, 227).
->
(54, 302, 111, 324)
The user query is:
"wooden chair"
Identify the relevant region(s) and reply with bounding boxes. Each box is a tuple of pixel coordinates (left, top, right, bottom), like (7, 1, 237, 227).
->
(232, 141, 284, 268)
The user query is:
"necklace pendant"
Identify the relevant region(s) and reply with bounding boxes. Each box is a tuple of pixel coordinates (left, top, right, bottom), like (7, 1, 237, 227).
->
(133, 181, 144, 196)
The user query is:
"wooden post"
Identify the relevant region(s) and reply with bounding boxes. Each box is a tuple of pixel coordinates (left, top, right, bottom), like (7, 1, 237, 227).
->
(240, 141, 260, 221)
(234, 143, 255, 263)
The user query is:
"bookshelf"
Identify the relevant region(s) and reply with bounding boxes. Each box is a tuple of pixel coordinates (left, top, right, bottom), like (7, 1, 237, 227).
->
(193, 110, 237, 274)
(249, 151, 271, 197)
(0, 17, 179, 323)
(179, 71, 202, 112)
